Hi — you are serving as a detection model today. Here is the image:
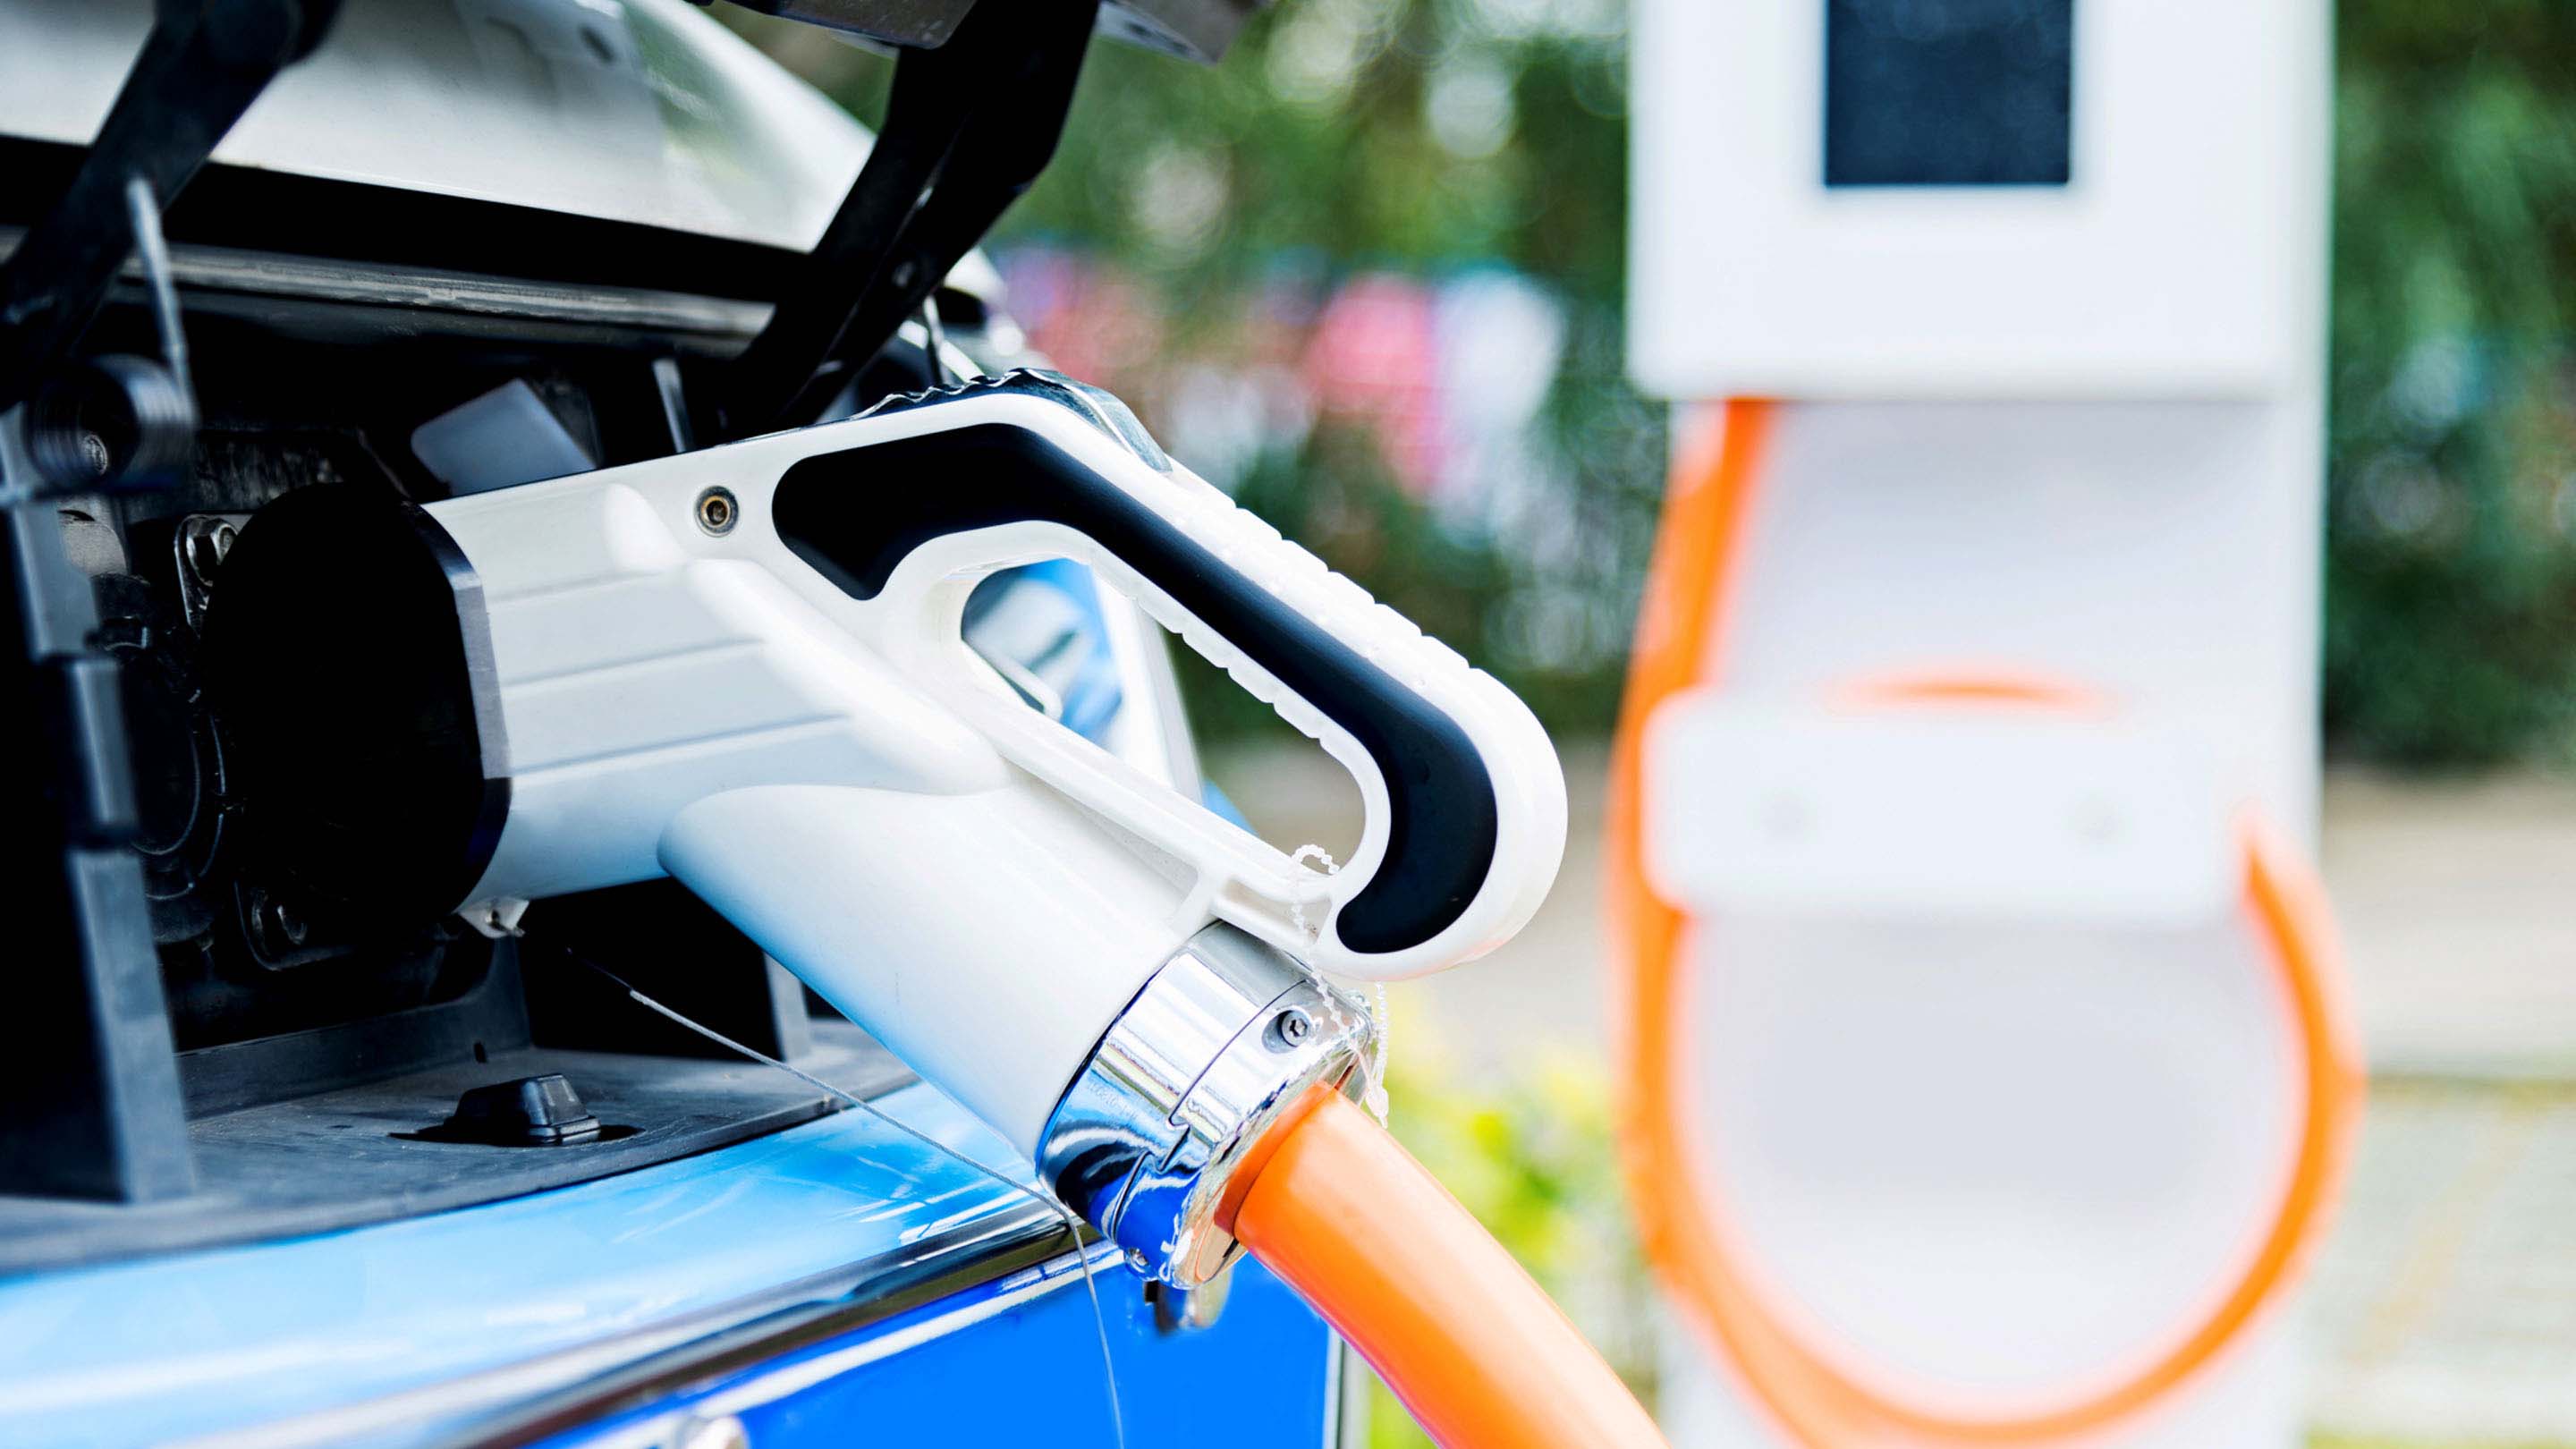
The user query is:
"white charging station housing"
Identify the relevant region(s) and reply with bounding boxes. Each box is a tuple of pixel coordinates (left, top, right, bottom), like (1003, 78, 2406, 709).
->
(1623, 2, 2339, 1445)
(1630, 0, 2328, 401)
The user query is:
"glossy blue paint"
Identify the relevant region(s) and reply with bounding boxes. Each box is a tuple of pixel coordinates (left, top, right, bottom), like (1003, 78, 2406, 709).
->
(970, 559, 1127, 737)
(537, 1245, 1334, 1449)
(0, 1084, 1329, 1448)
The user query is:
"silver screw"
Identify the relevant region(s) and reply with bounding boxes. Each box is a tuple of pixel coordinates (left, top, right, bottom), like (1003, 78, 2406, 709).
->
(1267, 1007, 1313, 1052)
(694, 487, 739, 537)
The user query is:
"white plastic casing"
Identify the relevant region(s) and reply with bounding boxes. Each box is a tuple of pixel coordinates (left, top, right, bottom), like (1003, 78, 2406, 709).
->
(1644, 697, 2239, 930)
(1629, 0, 2327, 399)
(662, 784, 1194, 1153)
(426, 388, 1564, 1147)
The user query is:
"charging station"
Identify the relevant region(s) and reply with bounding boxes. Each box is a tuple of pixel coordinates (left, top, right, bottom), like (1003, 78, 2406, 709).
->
(1618, 2, 2361, 1445)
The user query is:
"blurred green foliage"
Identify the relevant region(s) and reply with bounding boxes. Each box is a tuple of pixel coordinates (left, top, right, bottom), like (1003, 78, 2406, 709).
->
(1010, 0, 1663, 744)
(741, 0, 2576, 767)
(2328, 0, 2576, 765)
(731, 0, 1661, 744)
(1007, 0, 1629, 300)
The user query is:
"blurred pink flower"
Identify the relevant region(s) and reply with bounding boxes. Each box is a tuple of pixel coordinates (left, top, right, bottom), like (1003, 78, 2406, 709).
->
(1302, 272, 1445, 495)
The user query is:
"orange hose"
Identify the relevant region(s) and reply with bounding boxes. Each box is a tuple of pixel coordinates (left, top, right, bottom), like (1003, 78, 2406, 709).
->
(1224, 1091, 1671, 1449)
(1607, 402, 2366, 1445)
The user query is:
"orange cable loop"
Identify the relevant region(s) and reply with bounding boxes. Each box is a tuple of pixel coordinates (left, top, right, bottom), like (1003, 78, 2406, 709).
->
(1605, 399, 2367, 1447)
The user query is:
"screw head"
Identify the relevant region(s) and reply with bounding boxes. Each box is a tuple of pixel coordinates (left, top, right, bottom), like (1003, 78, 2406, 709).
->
(1267, 1007, 1314, 1052)
(694, 487, 739, 537)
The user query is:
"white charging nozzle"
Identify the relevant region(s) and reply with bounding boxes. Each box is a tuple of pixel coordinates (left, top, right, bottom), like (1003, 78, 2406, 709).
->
(205, 370, 1562, 1283)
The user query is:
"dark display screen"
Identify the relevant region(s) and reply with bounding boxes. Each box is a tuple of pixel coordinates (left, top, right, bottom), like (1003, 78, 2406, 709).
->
(1823, 0, 2074, 187)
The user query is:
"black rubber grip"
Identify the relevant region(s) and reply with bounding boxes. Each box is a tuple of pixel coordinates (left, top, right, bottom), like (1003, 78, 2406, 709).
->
(772, 422, 1499, 956)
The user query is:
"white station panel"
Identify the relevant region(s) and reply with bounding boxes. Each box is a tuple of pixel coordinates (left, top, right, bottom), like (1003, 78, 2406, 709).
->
(1628, 0, 2329, 400)
(1642, 698, 2241, 930)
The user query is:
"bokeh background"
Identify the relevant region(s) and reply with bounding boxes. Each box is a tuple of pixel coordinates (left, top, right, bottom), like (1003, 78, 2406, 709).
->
(736, 4, 2576, 1445)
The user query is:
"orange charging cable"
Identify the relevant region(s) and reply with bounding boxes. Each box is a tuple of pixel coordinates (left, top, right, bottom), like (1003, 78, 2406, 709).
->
(1607, 400, 2365, 1446)
(1224, 1091, 1671, 1449)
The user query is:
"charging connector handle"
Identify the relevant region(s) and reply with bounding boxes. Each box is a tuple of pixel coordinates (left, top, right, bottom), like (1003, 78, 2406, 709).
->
(1038, 922, 1375, 1286)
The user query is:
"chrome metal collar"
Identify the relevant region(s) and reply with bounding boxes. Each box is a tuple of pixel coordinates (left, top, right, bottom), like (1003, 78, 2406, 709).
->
(1037, 922, 1377, 1286)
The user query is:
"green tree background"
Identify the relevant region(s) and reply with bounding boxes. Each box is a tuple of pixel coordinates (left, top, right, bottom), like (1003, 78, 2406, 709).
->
(2328, 0, 2576, 766)
(740, 0, 2576, 767)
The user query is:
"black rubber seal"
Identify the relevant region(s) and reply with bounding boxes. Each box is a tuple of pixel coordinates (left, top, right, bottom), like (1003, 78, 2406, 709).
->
(202, 486, 510, 928)
(771, 422, 1501, 956)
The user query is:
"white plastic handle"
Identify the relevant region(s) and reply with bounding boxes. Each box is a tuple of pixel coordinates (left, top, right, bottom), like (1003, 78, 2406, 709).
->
(758, 377, 1566, 979)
